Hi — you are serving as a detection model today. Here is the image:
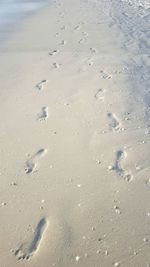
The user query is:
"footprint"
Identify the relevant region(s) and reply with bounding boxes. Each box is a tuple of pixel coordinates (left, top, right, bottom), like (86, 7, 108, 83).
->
(94, 88, 105, 100)
(52, 62, 61, 69)
(14, 218, 48, 261)
(49, 49, 59, 56)
(109, 150, 132, 182)
(54, 32, 59, 37)
(25, 149, 47, 174)
(34, 149, 47, 157)
(78, 38, 85, 44)
(90, 47, 97, 54)
(36, 80, 48, 90)
(74, 25, 80, 30)
(100, 70, 112, 79)
(60, 25, 67, 30)
(107, 112, 121, 132)
(113, 150, 124, 175)
(82, 31, 88, 36)
(25, 161, 36, 174)
(60, 40, 67, 46)
(38, 107, 49, 121)
(88, 61, 94, 66)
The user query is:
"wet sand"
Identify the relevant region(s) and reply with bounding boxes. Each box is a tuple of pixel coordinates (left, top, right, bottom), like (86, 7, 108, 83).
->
(0, 0, 150, 266)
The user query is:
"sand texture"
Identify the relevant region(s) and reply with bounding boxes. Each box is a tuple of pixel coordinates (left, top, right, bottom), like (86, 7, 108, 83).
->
(0, 0, 150, 266)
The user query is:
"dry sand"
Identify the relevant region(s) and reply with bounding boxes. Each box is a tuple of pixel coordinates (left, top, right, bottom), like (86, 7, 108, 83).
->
(0, 0, 150, 266)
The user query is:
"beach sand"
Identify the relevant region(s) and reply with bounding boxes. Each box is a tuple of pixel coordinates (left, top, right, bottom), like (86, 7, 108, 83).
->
(0, 0, 150, 266)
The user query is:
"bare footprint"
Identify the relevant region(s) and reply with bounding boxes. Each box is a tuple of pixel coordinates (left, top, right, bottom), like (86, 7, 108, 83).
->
(25, 161, 36, 174)
(14, 218, 48, 261)
(74, 25, 81, 31)
(60, 40, 67, 46)
(109, 149, 132, 182)
(94, 88, 105, 100)
(34, 148, 47, 157)
(25, 149, 47, 174)
(60, 25, 67, 30)
(82, 31, 88, 36)
(78, 38, 85, 44)
(38, 107, 49, 121)
(54, 32, 59, 37)
(112, 150, 124, 175)
(52, 62, 61, 69)
(100, 70, 112, 79)
(107, 112, 122, 132)
(36, 80, 48, 90)
(90, 47, 97, 54)
(49, 49, 59, 56)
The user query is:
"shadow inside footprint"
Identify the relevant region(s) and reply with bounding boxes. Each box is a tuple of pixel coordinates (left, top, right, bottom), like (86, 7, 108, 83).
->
(113, 150, 124, 175)
(28, 218, 47, 253)
(35, 149, 46, 157)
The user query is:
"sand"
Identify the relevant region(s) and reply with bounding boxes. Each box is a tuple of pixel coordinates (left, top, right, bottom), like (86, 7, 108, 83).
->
(0, 0, 150, 266)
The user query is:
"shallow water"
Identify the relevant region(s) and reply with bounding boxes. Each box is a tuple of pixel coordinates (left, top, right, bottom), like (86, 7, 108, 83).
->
(0, 0, 49, 40)
(0, 0, 49, 24)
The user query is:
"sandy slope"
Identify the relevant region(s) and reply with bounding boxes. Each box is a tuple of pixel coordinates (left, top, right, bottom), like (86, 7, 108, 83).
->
(0, 0, 150, 266)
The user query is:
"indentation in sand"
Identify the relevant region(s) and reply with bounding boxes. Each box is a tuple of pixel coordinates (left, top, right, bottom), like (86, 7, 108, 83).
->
(25, 161, 37, 174)
(100, 70, 112, 79)
(36, 80, 48, 90)
(52, 62, 61, 69)
(94, 88, 105, 100)
(14, 217, 48, 261)
(78, 38, 85, 44)
(107, 112, 122, 132)
(25, 148, 47, 174)
(49, 49, 59, 56)
(60, 40, 67, 45)
(38, 106, 49, 121)
(74, 25, 81, 30)
(109, 149, 132, 182)
(90, 47, 97, 54)
(82, 31, 88, 36)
